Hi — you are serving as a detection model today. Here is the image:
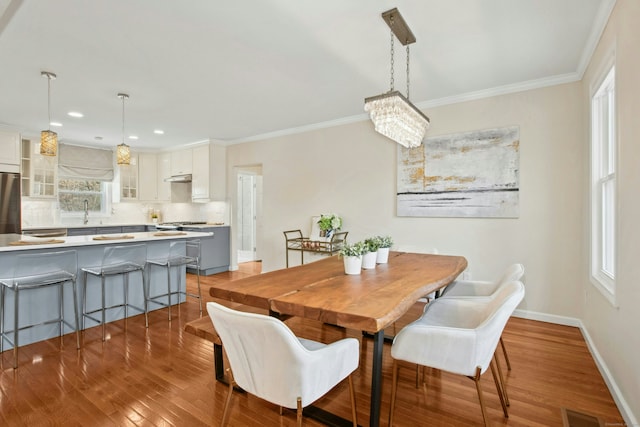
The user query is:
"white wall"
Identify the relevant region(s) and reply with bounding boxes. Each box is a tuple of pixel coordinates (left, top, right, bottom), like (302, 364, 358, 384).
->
(581, 0, 640, 423)
(226, 81, 584, 320)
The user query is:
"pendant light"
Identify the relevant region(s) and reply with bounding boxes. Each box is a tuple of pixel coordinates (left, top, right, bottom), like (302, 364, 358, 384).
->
(364, 8, 430, 148)
(40, 71, 58, 156)
(116, 93, 131, 165)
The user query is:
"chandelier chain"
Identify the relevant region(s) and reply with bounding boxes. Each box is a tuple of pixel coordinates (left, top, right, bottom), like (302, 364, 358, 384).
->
(389, 16, 394, 92)
(406, 45, 410, 100)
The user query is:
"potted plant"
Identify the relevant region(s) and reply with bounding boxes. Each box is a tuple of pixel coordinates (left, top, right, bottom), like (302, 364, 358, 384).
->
(317, 213, 342, 238)
(362, 237, 381, 269)
(339, 241, 365, 275)
(375, 235, 393, 264)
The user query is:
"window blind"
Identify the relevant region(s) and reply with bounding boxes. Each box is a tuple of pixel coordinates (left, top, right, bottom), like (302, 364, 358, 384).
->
(58, 144, 114, 181)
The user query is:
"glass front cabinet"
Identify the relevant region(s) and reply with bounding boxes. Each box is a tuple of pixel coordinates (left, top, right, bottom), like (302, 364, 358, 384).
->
(21, 138, 57, 198)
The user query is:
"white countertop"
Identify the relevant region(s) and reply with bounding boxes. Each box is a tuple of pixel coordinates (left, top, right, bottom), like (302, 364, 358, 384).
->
(0, 231, 212, 252)
(22, 223, 229, 230)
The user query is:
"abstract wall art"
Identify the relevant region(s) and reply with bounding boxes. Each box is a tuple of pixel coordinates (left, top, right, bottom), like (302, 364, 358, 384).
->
(397, 126, 520, 218)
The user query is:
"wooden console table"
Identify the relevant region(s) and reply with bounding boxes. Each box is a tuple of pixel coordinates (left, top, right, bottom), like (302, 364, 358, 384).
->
(283, 229, 348, 267)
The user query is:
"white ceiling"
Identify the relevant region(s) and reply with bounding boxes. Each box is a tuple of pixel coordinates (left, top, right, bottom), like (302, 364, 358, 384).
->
(0, 0, 613, 150)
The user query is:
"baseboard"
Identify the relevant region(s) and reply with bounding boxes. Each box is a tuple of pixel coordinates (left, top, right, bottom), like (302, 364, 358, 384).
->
(512, 308, 581, 327)
(514, 309, 638, 426)
(576, 319, 639, 427)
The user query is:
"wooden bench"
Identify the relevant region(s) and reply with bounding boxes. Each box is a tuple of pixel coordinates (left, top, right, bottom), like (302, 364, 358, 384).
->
(184, 300, 269, 383)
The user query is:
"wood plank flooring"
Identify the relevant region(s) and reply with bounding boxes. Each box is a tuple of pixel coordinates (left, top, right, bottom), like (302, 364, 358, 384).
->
(0, 262, 624, 426)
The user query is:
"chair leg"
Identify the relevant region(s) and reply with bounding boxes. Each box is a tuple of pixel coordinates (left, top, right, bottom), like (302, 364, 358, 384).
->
(348, 374, 357, 427)
(166, 265, 172, 321)
(494, 352, 510, 406)
(58, 282, 64, 343)
(472, 366, 490, 427)
(71, 279, 81, 349)
(0, 285, 4, 354)
(220, 368, 235, 427)
(389, 360, 399, 427)
(13, 286, 19, 369)
(296, 397, 303, 427)
(196, 267, 202, 314)
(101, 275, 106, 341)
(490, 357, 509, 418)
(500, 336, 512, 371)
(141, 269, 149, 328)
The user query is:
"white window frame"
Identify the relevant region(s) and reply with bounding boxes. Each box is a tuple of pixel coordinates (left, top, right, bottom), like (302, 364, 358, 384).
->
(589, 48, 617, 306)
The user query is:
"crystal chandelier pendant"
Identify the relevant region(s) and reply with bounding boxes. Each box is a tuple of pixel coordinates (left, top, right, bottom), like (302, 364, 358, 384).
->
(364, 91, 430, 148)
(364, 8, 430, 148)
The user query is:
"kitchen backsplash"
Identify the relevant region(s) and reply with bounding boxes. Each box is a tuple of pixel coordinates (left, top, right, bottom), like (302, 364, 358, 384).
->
(21, 199, 229, 228)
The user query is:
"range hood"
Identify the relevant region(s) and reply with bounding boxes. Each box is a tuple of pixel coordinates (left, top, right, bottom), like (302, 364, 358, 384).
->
(164, 174, 192, 183)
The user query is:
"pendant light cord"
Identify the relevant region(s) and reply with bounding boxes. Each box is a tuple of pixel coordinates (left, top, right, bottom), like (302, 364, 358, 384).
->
(47, 76, 51, 131)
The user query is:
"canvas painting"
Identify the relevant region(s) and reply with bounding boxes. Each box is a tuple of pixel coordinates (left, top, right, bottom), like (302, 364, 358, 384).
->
(397, 126, 520, 218)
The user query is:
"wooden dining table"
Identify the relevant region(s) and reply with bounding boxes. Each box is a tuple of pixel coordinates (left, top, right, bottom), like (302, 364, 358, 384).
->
(209, 251, 467, 427)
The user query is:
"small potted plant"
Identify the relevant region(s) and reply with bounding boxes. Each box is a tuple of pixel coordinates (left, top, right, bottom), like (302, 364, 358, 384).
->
(339, 241, 366, 275)
(375, 235, 393, 264)
(317, 213, 342, 239)
(362, 237, 381, 269)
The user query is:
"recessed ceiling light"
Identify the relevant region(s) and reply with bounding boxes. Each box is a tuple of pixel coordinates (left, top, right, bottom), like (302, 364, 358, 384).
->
(153, 129, 164, 135)
(128, 135, 138, 140)
(68, 111, 83, 118)
(50, 121, 62, 127)
(94, 136, 103, 140)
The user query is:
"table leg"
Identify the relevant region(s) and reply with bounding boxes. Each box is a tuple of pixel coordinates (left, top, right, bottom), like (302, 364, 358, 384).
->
(214, 342, 225, 382)
(370, 330, 384, 427)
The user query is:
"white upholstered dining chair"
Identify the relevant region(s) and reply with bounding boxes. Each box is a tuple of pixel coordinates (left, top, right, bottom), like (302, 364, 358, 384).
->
(206, 302, 359, 427)
(440, 263, 525, 370)
(441, 263, 524, 298)
(388, 280, 525, 426)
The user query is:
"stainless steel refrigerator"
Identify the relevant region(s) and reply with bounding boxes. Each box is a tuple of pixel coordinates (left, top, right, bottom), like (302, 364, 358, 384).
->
(0, 172, 21, 234)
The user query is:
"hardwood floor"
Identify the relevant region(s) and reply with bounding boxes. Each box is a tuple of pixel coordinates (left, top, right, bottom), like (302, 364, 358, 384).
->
(0, 261, 624, 426)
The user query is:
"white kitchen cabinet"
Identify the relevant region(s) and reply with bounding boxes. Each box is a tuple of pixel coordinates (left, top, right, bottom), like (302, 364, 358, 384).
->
(139, 152, 171, 202)
(138, 153, 157, 201)
(119, 154, 138, 200)
(209, 143, 226, 200)
(20, 138, 57, 198)
(0, 130, 21, 173)
(157, 152, 171, 201)
(191, 144, 209, 201)
(191, 143, 226, 202)
(170, 148, 192, 176)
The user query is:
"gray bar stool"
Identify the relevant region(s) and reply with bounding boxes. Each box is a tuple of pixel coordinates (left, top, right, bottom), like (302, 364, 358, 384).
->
(81, 243, 148, 341)
(0, 250, 80, 369)
(146, 239, 202, 321)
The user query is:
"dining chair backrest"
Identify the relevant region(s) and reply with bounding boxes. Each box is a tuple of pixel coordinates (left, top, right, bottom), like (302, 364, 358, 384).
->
(392, 280, 525, 376)
(14, 250, 77, 286)
(100, 244, 147, 275)
(207, 301, 359, 409)
(441, 263, 524, 298)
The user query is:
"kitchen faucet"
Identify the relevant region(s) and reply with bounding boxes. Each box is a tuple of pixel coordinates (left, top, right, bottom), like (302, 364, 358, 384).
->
(83, 199, 89, 224)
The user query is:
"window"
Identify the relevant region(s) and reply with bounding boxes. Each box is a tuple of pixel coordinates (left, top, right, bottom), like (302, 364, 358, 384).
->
(58, 179, 110, 216)
(590, 60, 616, 302)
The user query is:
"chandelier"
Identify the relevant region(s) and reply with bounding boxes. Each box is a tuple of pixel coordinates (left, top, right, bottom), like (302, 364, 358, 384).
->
(364, 8, 430, 148)
(116, 93, 131, 165)
(40, 71, 58, 156)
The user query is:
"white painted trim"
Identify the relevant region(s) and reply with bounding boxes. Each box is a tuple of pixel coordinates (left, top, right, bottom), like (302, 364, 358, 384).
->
(512, 308, 581, 327)
(513, 309, 638, 426)
(576, 0, 618, 78)
(228, 72, 582, 145)
(577, 319, 639, 427)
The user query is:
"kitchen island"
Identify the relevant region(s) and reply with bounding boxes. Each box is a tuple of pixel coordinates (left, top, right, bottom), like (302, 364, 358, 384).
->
(0, 230, 211, 349)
